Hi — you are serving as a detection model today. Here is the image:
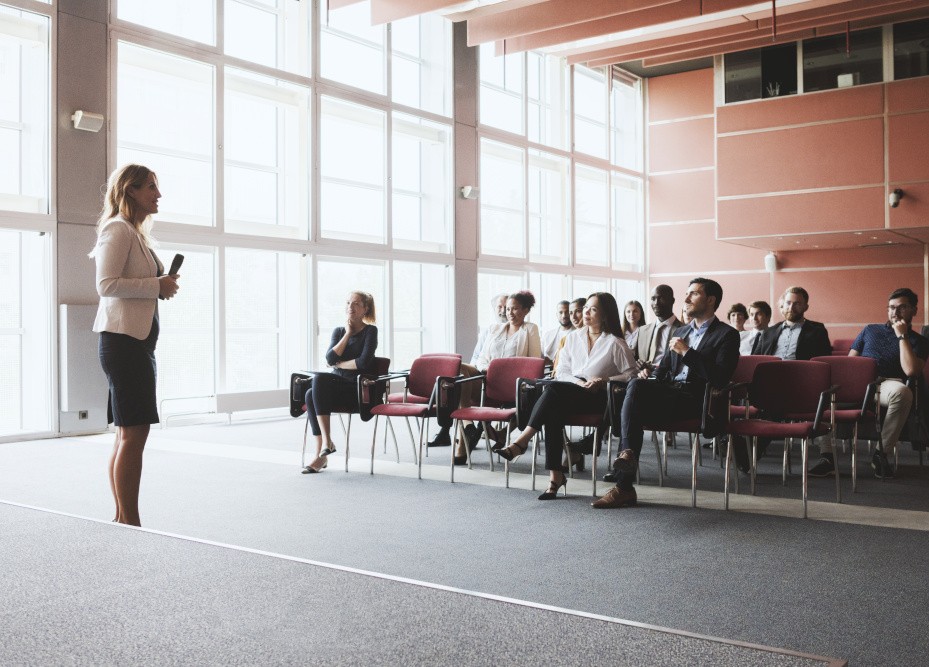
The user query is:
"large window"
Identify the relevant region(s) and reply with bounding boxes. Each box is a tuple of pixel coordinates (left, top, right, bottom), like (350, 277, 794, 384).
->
(0, 6, 50, 214)
(0, 3, 53, 439)
(479, 43, 524, 136)
(320, 1, 385, 94)
(480, 139, 525, 258)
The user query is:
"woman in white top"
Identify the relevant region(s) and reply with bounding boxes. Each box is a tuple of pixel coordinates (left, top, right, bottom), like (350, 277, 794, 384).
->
(495, 292, 636, 500)
(622, 300, 645, 350)
(452, 290, 542, 463)
(91, 164, 180, 526)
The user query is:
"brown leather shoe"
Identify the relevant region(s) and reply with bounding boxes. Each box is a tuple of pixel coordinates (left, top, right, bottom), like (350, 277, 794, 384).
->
(591, 486, 637, 509)
(612, 449, 637, 474)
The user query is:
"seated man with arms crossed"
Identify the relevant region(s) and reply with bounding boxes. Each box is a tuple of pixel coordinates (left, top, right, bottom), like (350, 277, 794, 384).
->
(593, 278, 740, 508)
(752, 286, 832, 359)
(809, 288, 929, 479)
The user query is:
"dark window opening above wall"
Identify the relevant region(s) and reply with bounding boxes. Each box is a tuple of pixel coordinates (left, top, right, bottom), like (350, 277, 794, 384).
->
(894, 18, 929, 81)
(803, 28, 883, 93)
(724, 44, 798, 103)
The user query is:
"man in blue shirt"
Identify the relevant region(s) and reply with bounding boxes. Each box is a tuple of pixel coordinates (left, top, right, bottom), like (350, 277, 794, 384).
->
(809, 288, 928, 479)
(593, 277, 740, 509)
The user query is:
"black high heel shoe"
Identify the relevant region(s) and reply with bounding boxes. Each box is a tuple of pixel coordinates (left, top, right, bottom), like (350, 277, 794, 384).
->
(538, 475, 567, 500)
(493, 441, 527, 462)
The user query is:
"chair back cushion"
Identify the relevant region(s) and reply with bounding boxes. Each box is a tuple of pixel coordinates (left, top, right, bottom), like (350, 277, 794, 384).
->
(810, 355, 878, 404)
(407, 355, 461, 399)
(730, 355, 780, 401)
(484, 357, 546, 406)
(831, 338, 855, 356)
(750, 360, 830, 417)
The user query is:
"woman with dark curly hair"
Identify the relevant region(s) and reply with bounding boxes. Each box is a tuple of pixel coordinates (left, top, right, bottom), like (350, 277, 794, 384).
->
(494, 292, 636, 499)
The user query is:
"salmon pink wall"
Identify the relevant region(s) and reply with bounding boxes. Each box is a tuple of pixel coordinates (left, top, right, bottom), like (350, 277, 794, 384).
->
(647, 70, 929, 334)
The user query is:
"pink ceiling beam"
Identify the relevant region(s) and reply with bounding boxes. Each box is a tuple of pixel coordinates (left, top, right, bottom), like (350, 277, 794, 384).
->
(580, 0, 927, 66)
(329, 0, 365, 9)
(369, 0, 469, 25)
(466, 0, 679, 46)
(501, 0, 705, 54)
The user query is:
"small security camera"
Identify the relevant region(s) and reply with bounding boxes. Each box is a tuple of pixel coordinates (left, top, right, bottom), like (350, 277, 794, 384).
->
(889, 188, 904, 208)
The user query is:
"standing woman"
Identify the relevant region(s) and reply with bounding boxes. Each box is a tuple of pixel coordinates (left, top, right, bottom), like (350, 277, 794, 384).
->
(302, 291, 378, 474)
(621, 300, 645, 351)
(91, 165, 179, 527)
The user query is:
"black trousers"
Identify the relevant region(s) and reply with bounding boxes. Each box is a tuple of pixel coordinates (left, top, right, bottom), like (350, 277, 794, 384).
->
(526, 383, 606, 472)
(617, 378, 702, 490)
(304, 372, 357, 436)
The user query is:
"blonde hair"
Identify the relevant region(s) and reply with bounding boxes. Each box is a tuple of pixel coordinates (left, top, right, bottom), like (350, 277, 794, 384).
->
(93, 164, 158, 251)
(352, 291, 377, 324)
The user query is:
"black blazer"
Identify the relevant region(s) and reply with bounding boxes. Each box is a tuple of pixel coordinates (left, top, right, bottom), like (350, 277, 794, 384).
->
(654, 318, 741, 391)
(751, 319, 832, 360)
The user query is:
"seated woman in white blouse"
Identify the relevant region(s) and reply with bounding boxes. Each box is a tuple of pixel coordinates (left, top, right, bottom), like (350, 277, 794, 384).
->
(451, 290, 542, 463)
(494, 292, 636, 500)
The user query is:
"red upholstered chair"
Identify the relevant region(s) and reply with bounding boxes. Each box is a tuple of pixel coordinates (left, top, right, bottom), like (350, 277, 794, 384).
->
(728, 355, 781, 421)
(447, 356, 546, 483)
(810, 355, 879, 493)
(382, 353, 462, 455)
(831, 338, 855, 356)
(289, 356, 391, 472)
(726, 361, 837, 518)
(367, 354, 462, 477)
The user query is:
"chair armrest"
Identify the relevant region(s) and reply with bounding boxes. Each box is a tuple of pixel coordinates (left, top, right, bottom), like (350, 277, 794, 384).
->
(813, 385, 840, 431)
(454, 373, 486, 385)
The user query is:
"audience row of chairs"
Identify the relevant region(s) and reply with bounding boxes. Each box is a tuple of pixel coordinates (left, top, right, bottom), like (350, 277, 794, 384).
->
(290, 351, 913, 518)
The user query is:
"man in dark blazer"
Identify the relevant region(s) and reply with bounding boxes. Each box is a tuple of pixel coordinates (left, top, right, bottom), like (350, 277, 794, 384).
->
(593, 277, 741, 509)
(751, 286, 832, 359)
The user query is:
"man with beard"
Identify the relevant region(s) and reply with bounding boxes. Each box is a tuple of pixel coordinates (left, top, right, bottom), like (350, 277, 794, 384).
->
(751, 286, 832, 359)
(541, 300, 573, 365)
(809, 288, 928, 479)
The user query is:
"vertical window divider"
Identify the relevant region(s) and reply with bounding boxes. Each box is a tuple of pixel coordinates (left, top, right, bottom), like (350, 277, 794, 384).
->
(216, 246, 227, 392)
(216, 64, 225, 233)
(882, 24, 894, 82)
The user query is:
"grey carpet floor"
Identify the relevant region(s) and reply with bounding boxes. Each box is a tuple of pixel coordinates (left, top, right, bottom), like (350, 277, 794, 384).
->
(3, 422, 929, 665)
(2, 503, 839, 667)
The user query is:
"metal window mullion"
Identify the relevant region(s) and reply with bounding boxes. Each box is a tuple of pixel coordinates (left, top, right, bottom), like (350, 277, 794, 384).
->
(568, 65, 576, 269)
(216, 247, 227, 392)
(386, 23, 393, 250)
(216, 63, 225, 234)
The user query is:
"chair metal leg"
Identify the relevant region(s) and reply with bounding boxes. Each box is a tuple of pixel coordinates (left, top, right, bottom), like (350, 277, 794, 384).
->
(344, 415, 352, 472)
(662, 433, 669, 475)
(301, 415, 310, 469)
(404, 416, 416, 450)
(833, 435, 842, 504)
(782, 440, 789, 486)
(450, 420, 460, 483)
(591, 432, 598, 498)
(418, 418, 426, 480)
(690, 433, 699, 508)
(486, 421, 496, 472)
(369, 415, 379, 475)
(530, 433, 538, 491)
(724, 433, 733, 510)
(851, 423, 858, 493)
(387, 418, 401, 463)
(751, 437, 758, 495)
(802, 438, 809, 519)
(503, 423, 512, 488)
(650, 432, 664, 487)
(338, 414, 347, 437)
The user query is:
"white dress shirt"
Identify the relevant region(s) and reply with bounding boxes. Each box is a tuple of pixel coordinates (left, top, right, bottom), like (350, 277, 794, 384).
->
(555, 328, 636, 383)
(541, 326, 572, 360)
(475, 321, 542, 371)
(740, 328, 762, 355)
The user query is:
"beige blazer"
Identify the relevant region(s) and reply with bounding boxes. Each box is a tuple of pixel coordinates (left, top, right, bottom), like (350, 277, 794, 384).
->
(92, 218, 162, 340)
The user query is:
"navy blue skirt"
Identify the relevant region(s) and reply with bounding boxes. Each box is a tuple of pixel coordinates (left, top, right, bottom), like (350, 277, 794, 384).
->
(99, 316, 159, 427)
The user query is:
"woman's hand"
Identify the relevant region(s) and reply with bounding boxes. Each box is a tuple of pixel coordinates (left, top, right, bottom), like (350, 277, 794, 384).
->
(158, 275, 179, 299)
(346, 318, 364, 336)
(579, 376, 605, 392)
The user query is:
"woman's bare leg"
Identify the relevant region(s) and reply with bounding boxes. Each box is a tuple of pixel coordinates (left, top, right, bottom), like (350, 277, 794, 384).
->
(317, 415, 336, 452)
(108, 434, 120, 522)
(113, 424, 149, 527)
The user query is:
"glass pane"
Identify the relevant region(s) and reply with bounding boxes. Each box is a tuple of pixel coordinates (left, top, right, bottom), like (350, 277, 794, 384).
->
(573, 66, 608, 159)
(117, 42, 214, 226)
(572, 276, 608, 300)
(527, 51, 568, 149)
(894, 18, 929, 81)
(391, 13, 452, 116)
(528, 271, 570, 334)
(0, 229, 51, 435)
(0, 8, 50, 214)
(118, 0, 214, 45)
(611, 77, 642, 171)
(803, 29, 883, 93)
(320, 1, 385, 94)
(392, 262, 452, 368)
(528, 150, 569, 264)
(320, 97, 386, 243)
(224, 69, 310, 237)
(392, 113, 452, 252)
(575, 165, 609, 267)
(225, 249, 302, 391)
(612, 173, 643, 271)
(156, 247, 216, 401)
(480, 139, 525, 258)
(480, 43, 524, 135)
(316, 259, 387, 367)
(225, 1, 277, 68)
